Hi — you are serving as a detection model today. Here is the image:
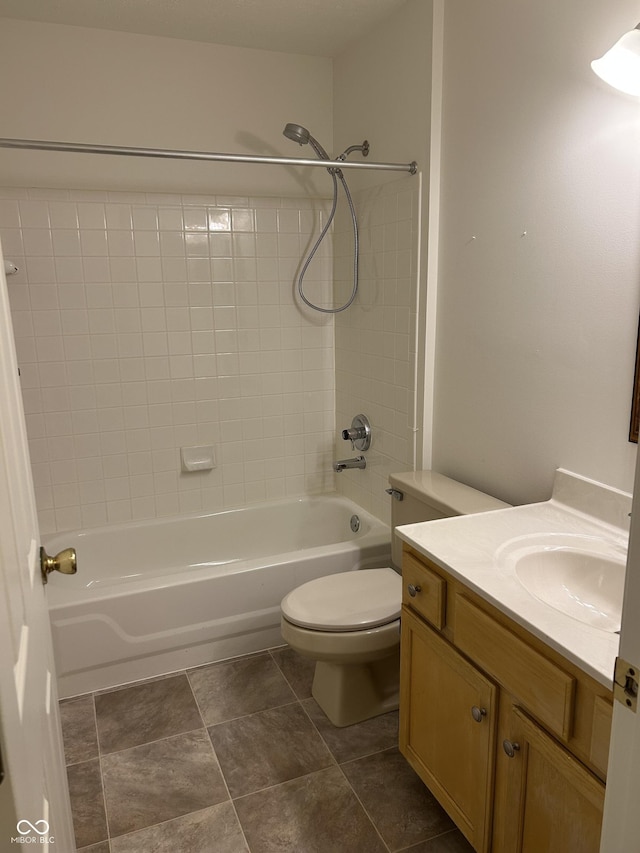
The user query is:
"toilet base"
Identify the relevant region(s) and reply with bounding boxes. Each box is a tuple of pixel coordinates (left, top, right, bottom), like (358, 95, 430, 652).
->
(312, 651, 400, 727)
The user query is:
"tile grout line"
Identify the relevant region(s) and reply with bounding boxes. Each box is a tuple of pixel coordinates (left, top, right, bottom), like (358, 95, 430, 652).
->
(94, 719, 208, 759)
(184, 662, 253, 853)
(395, 828, 466, 852)
(230, 763, 341, 805)
(333, 760, 393, 853)
(94, 804, 223, 850)
(91, 690, 111, 849)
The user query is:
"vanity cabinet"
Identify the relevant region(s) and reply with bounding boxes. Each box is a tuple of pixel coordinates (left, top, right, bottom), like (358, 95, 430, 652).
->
(399, 546, 611, 853)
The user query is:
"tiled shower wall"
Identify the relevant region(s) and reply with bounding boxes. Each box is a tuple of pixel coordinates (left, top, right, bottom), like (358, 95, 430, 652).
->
(334, 176, 420, 524)
(0, 188, 336, 534)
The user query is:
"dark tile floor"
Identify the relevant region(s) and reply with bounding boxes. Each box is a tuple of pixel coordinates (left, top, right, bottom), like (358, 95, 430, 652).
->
(60, 646, 474, 853)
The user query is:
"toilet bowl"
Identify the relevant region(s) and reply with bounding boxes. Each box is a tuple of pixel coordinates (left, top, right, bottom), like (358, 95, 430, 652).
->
(281, 568, 401, 727)
(280, 470, 510, 728)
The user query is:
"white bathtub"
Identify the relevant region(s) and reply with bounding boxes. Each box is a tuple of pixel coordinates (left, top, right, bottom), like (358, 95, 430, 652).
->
(45, 495, 391, 698)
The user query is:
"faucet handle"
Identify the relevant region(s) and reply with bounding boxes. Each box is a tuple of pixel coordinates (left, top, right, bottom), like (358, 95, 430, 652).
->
(341, 415, 371, 451)
(341, 427, 363, 449)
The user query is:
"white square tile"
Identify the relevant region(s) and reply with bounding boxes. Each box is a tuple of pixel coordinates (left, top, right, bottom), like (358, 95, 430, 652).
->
(0, 200, 21, 228)
(80, 230, 108, 256)
(184, 207, 207, 231)
(105, 204, 133, 230)
(139, 282, 165, 306)
(136, 257, 162, 281)
(110, 258, 137, 283)
(77, 203, 106, 229)
(23, 229, 53, 256)
(82, 256, 111, 282)
(108, 230, 135, 256)
(20, 200, 50, 228)
(187, 260, 211, 284)
(158, 208, 183, 231)
(134, 231, 160, 257)
(208, 208, 231, 232)
(160, 231, 185, 256)
(132, 207, 158, 231)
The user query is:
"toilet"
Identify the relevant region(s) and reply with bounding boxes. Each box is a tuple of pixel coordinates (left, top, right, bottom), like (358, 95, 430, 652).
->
(280, 470, 509, 727)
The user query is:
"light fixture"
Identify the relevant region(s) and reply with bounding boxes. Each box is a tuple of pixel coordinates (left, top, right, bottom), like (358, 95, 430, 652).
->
(592, 24, 640, 96)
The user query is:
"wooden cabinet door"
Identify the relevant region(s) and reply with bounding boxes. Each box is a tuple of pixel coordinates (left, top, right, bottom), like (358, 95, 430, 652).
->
(399, 606, 497, 852)
(496, 706, 605, 853)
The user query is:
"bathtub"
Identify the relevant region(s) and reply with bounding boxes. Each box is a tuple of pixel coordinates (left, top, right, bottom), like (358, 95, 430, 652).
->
(45, 495, 391, 698)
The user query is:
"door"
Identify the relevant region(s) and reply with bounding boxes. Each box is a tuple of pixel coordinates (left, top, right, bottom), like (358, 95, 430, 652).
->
(600, 448, 640, 851)
(0, 240, 75, 849)
(496, 705, 604, 852)
(399, 605, 497, 852)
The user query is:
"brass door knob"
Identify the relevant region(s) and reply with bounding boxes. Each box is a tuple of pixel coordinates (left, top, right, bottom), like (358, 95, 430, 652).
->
(40, 546, 77, 585)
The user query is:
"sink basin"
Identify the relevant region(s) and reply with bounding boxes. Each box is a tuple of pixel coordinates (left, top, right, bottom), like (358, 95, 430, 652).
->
(497, 534, 626, 633)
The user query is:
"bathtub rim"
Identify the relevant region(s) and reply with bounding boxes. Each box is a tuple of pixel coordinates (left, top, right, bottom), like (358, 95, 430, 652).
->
(44, 493, 391, 606)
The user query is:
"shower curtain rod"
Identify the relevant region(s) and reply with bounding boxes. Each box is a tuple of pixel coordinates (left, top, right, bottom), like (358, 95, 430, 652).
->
(0, 138, 418, 175)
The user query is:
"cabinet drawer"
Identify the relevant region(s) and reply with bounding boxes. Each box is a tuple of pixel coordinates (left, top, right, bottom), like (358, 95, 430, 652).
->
(402, 550, 446, 630)
(455, 595, 575, 740)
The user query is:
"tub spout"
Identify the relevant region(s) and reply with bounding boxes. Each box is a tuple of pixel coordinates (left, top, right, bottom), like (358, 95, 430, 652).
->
(333, 456, 366, 473)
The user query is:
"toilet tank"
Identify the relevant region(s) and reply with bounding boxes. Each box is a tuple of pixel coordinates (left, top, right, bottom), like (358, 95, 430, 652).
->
(388, 470, 510, 568)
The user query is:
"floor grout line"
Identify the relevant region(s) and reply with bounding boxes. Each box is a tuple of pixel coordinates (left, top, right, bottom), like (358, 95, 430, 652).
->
(334, 760, 393, 853)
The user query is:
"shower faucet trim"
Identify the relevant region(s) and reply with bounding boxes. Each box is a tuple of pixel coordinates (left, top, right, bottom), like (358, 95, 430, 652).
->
(341, 414, 371, 452)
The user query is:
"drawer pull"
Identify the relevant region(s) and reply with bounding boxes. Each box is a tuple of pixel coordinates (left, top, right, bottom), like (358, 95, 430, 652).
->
(408, 583, 422, 598)
(503, 739, 521, 758)
(471, 705, 487, 723)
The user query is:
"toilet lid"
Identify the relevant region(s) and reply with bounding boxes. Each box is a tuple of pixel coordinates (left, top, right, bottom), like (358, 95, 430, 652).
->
(281, 568, 401, 632)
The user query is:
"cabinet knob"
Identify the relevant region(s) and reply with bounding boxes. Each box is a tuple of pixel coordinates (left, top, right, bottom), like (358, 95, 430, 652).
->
(407, 583, 422, 598)
(471, 706, 487, 723)
(502, 739, 521, 758)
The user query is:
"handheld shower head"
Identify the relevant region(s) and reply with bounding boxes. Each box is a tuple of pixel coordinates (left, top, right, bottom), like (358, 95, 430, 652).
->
(282, 120, 362, 314)
(283, 123, 310, 145)
(282, 122, 330, 161)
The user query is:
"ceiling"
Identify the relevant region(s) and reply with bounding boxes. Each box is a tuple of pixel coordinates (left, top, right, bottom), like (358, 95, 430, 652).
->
(0, 0, 408, 57)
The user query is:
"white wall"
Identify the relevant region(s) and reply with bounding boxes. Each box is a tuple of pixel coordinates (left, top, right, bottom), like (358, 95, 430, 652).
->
(0, 19, 332, 197)
(333, 0, 432, 193)
(332, 0, 433, 522)
(432, 0, 640, 505)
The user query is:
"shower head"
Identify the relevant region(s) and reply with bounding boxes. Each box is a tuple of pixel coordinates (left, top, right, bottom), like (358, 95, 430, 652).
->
(283, 123, 310, 145)
(282, 122, 330, 161)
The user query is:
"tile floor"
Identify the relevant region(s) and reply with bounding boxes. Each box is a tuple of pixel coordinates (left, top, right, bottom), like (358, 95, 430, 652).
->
(60, 646, 474, 853)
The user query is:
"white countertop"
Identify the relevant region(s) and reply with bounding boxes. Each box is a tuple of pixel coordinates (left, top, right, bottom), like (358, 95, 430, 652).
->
(396, 469, 631, 688)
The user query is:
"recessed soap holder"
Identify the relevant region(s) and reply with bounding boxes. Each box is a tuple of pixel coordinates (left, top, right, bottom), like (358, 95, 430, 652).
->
(341, 414, 371, 452)
(181, 445, 215, 472)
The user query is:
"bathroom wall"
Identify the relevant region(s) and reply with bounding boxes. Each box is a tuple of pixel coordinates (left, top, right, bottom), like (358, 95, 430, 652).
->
(333, 176, 420, 523)
(432, 0, 640, 505)
(333, 0, 433, 194)
(0, 18, 341, 533)
(0, 19, 332, 198)
(0, 187, 335, 533)
(332, 0, 433, 522)
(0, 7, 435, 531)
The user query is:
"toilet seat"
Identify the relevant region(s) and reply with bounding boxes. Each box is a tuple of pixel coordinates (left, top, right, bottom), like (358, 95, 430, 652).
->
(281, 567, 401, 632)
